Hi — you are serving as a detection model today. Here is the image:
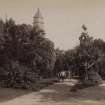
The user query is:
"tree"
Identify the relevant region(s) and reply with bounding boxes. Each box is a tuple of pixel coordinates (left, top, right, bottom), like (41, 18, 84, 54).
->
(54, 48, 65, 76)
(0, 17, 56, 88)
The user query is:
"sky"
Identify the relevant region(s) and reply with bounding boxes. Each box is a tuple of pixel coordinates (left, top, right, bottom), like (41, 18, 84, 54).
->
(0, 0, 105, 50)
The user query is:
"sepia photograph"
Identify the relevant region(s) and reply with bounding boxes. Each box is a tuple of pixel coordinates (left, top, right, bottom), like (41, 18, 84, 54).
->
(0, 0, 105, 105)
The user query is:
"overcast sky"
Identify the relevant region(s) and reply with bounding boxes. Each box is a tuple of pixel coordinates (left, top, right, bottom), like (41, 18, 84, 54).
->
(0, 0, 105, 50)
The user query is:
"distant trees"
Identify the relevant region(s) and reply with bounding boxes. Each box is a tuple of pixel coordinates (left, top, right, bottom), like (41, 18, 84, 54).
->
(64, 47, 79, 76)
(54, 49, 65, 76)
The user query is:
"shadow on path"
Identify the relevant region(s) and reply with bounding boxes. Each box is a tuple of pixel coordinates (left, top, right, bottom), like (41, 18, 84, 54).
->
(39, 80, 105, 102)
(0, 88, 32, 103)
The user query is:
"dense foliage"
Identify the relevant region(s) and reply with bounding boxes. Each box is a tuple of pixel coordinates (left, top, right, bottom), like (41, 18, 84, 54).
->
(0, 18, 56, 88)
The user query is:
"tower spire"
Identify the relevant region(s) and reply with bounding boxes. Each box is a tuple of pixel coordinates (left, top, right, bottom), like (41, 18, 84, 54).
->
(33, 8, 44, 31)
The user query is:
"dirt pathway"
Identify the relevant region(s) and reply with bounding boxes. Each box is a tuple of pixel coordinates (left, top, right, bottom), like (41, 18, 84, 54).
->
(0, 80, 105, 105)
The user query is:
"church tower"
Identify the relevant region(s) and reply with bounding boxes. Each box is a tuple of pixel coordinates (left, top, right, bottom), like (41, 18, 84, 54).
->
(33, 8, 44, 31)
